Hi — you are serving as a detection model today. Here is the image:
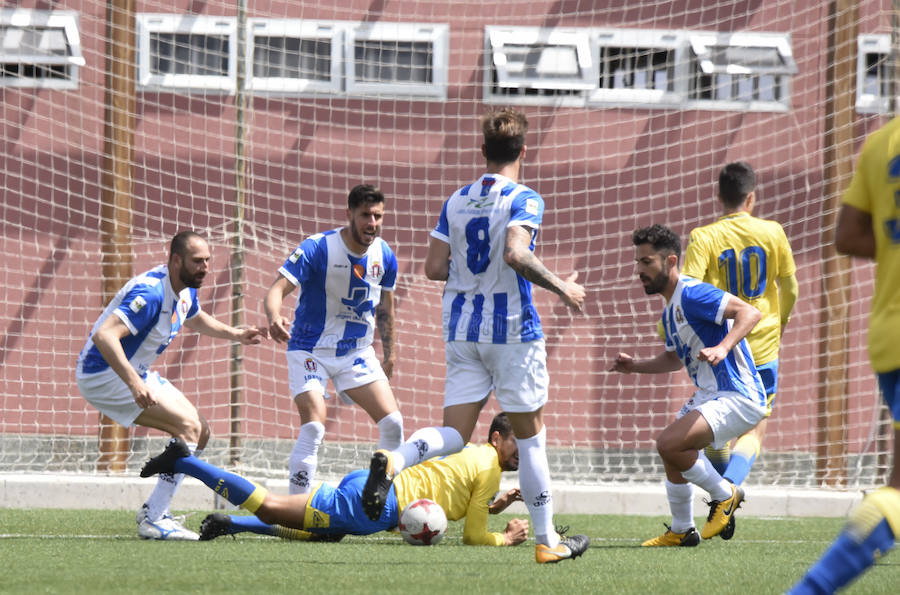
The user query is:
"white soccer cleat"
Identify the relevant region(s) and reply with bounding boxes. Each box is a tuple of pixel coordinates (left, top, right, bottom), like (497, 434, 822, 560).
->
(135, 504, 149, 525)
(138, 514, 200, 541)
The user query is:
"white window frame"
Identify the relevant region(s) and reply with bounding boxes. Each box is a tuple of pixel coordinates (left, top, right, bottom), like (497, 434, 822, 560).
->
(246, 19, 343, 95)
(0, 9, 85, 89)
(588, 29, 686, 108)
(345, 22, 448, 99)
(136, 14, 237, 93)
(856, 34, 895, 114)
(484, 25, 595, 106)
(687, 32, 796, 111)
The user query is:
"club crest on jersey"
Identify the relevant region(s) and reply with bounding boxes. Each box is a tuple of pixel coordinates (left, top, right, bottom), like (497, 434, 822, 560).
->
(304, 358, 317, 372)
(180, 299, 189, 317)
(129, 296, 147, 313)
(369, 261, 382, 278)
(674, 306, 685, 324)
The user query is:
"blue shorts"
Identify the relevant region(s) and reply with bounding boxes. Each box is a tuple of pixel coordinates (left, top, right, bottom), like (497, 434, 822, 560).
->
(756, 360, 778, 416)
(876, 370, 900, 426)
(305, 469, 400, 535)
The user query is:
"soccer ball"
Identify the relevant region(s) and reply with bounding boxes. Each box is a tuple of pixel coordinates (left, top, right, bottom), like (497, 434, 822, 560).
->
(398, 498, 447, 546)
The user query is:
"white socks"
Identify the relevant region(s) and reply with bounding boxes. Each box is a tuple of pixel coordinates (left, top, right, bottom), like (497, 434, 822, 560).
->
(666, 480, 695, 533)
(288, 421, 325, 495)
(390, 426, 464, 474)
(143, 441, 197, 521)
(516, 427, 558, 548)
(375, 411, 404, 451)
(681, 451, 732, 501)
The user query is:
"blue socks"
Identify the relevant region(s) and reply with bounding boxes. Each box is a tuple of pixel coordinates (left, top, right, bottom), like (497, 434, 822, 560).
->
(789, 488, 900, 594)
(174, 455, 268, 513)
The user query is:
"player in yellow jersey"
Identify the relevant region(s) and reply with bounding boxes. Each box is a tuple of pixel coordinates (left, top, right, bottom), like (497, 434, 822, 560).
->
(790, 118, 900, 593)
(681, 162, 798, 539)
(139, 413, 530, 547)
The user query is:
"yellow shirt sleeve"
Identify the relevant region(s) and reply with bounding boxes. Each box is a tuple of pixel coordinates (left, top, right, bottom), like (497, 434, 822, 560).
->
(682, 229, 709, 280)
(462, 467, 505, 546)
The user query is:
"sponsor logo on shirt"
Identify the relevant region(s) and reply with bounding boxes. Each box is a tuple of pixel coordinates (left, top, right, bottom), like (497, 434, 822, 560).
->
(129, 296, 147, 313)
(353, 264, 366, 279)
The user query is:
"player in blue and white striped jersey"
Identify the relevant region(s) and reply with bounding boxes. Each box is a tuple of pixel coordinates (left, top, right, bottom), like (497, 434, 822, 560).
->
(264, 184, 403, 496)
(430, 175, 546, 344)
(611, 224, 767, 547)
(361, 109, 590, 564)
(76, 231, 267, 540)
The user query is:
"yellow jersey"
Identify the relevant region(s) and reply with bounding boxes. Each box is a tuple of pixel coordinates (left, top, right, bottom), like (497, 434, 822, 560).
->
(842, 115, 900, 373)
(394, 442, 505, 546)
(682, 212, 796, 364)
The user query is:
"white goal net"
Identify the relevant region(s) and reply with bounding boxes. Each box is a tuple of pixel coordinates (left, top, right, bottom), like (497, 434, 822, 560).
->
(0, 0, 894, 494)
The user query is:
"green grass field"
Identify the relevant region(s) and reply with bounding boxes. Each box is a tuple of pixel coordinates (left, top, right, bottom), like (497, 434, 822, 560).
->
(0, 509, 897, 594)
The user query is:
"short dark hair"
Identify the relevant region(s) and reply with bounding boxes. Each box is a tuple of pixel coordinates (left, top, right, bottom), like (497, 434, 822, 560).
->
(718, 161, 756, 209)
(169, 231, 204, 260)
(347, 184, 385, 210)
(632, 224, 681, 259)
(481, 109, 527, 165)
(487, 412, 513, 441)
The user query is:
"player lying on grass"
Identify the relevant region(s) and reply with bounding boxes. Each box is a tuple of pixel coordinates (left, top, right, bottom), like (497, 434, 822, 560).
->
(140, 413, 532, 547)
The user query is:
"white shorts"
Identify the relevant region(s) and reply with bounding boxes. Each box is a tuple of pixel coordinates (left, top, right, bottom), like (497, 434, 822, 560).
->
(286, 346, 387, 403)
(76, 370, 183, 427)
(443, 339, 548, 413)
(677, 390, 767, 449)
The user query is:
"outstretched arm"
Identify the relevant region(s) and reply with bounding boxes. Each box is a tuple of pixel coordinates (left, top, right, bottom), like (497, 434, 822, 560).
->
(610, 350, 682, 374)
(184, 310, 267, 345)
(503, 225, 585, 313)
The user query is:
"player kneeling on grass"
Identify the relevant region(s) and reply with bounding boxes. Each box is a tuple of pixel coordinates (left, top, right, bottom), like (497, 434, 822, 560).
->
(141, 413, 531, 547)
(611, 224, 767, 547)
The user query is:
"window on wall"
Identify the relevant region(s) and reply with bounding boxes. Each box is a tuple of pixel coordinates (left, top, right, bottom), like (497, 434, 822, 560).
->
(485, 26, 796, 112)
(589, 29, 684, 107)
(856, 34, 896, 114)
(0, 9, 85, 89)
(345, 22, 449, 99)
(485, 26, 595, 105)
(247, 19, 342, 94)
(136, 14, 237, 92)
(688, 32, 796, 108)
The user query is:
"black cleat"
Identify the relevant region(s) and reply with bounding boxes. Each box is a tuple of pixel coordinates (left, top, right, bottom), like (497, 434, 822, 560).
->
(308, 532, 347, 543)
(361, 450, 394, 521)
(719, 514, 736, 540)
(199, 513, 234, 541)
(140, 437, 191, 478)
(535, 533, 591, 563)
(641, 524, 701, 547)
